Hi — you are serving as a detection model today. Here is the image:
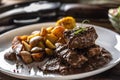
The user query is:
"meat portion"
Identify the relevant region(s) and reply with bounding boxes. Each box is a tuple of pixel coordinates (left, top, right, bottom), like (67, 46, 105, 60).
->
(4, 48, 17, 61)
(12, 36, 23, 54)
(41, 58, 69, 75)
(87, 45, 102, 57)
(64, 26, 98, 49)
(40, 45, 112, 75)
(4, 36, 23, 61)
(85, 48, 112, 70)
(36, 26, 112, 75)
(55, 44, 88, 68)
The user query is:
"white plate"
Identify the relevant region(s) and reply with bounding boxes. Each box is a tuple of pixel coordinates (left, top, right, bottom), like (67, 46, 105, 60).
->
(0, 22, 120, 80)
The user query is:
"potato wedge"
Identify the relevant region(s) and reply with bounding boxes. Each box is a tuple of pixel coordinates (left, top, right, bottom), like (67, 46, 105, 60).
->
(20, 35, 28, 41)
(31, 53, 43, 61)
(46, 26, 54, 33)
(45, 48, 54, 55)
(45, 39, 55, 49)
(20, 51, 33, 64)
(51, 26, 65, 37)
(31, 47, 43, 53)
(46, 33, 58, 44)
(29, 36, 43, 47)
(22, 41, 31, 51)
(27, 35, 36, 42)
(40, 27, 47, 37)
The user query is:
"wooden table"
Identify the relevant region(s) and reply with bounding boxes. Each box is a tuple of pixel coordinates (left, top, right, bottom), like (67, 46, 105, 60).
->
(0, 19, 120, 80)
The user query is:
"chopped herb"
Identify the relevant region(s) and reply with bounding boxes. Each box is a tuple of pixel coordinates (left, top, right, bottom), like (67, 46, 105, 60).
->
(74, 20, 89, 35)
(118, 6, 120, 17)
(74, 27, 86, 35)
(118, 6, 120, 12)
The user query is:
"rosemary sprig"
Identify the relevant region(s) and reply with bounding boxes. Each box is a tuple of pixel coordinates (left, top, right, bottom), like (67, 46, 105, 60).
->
(74, 27, 86, 35)
(74, 20, 89, 35)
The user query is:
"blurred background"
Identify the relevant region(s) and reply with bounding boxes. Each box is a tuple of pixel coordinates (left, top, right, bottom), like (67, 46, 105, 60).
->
(1, 0, 120, 5)
(0, 0, 120, 34)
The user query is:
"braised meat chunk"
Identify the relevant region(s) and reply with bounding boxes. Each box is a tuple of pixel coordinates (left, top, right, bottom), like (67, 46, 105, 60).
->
(64, 26, 98, 49)
(55, 44, 88, 68)
(41, 58, 69, 75)
(87, 45, 102, 57)
(4, 48, 17, 61)
(85, 48, 112, 70)
(41, 45, 112, 75)
(12, 36, 23, 55)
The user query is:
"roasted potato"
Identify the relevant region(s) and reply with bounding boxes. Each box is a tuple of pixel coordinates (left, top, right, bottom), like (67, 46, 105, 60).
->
(45, 48, 54, 55)
(51, 26, 65, 37)
(31, 53, 43, 61)
(40, 27, 48, 37)
(27, 35, 36, 42)
(20, 35, 28, 41)
(46, 33, 58, 44)
(31, 47, 43, 53)
(45, 39, 55, 49)
(29, 36, 43, 47)
(22, 41, 31, 51)
(46, 26, 54, 33)
(20, 51, 33, 64)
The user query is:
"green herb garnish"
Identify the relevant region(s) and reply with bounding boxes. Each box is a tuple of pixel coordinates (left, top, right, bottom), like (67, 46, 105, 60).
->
(117, 6, 120, 17)
(74, 20, 89, 35)
(118, 6, 120, 12)
(74, 27, 86, 35)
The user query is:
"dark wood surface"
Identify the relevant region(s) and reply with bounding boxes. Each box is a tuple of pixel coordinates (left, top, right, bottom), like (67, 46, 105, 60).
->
(0, 20, 120, 80)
